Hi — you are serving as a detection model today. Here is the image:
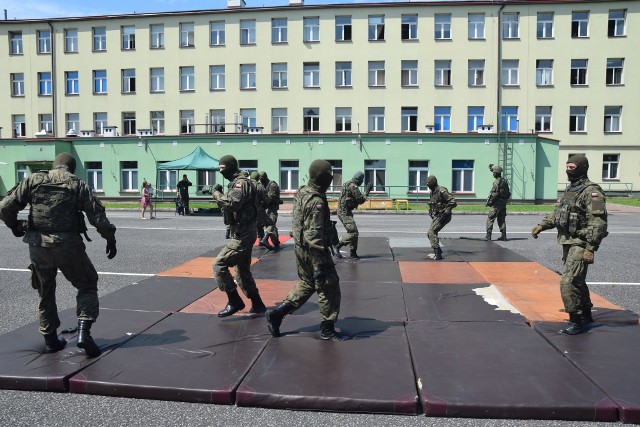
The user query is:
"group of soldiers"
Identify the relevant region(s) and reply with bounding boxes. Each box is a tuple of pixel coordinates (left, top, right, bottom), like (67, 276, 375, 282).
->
(0, 152, 608, 358)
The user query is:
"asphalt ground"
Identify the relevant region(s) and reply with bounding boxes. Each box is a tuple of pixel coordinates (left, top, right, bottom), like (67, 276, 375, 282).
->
(1, 207, 639, 427)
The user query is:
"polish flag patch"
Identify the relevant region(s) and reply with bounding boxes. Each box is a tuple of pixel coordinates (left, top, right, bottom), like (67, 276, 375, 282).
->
(236, 183, 242, 188)
(591, 192, 599, 197)
(315, 203, 323, 209)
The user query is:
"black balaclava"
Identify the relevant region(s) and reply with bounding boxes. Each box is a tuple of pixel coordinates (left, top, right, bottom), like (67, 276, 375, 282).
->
(52, 152, 77, 174)
(309, 160, 333, 194)
(566, 154, 589, 183)
(219, 155, 239, 180)
(427, 175, 438, 192)
(352, 171, 364, 186)
(492, 165, 503, 179)
(258, 171, 269, 186)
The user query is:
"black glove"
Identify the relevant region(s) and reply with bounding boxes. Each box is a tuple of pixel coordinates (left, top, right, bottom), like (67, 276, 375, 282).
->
(313, 267, 327, 285)
(10, 220, 28, 238)
(106, 238, 117, 259)
(201, 185, 213, 195)
(213, 184, 223, 194)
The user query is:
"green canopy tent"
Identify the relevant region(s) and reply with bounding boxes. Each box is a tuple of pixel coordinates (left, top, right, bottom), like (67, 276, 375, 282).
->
(155, 146, 219, 200)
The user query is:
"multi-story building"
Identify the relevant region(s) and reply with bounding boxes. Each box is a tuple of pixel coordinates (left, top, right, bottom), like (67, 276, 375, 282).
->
(1, 0, 636, 200)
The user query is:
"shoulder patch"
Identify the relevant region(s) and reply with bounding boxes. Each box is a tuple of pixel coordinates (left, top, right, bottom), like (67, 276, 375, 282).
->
(591, 192, 600, 197)
(235, 183, 242, 188)
(315, 202, 323, 209)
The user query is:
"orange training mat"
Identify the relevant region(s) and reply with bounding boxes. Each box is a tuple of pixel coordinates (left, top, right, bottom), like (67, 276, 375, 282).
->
(399, 261, 488, 284)
(469, 262, 560, 285)
(158, 257, 259, 278)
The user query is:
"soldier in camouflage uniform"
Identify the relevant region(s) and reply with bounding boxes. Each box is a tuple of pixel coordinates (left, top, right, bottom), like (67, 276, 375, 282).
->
(250, 171, 266, 242)
(427, 176, 457, 260)
(210, 155, 266, 317)
(266, 160, 349, 341)
(485, 165, 511, 241)
(0, 152, 116, 357)
(258, 171, 281, 250)
(333, 171, 373, 259)
(532, 154, 608, 335)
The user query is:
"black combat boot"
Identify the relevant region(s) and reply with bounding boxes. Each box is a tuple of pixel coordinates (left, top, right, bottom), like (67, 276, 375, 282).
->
(434, 247, 443, 260)
(77, 320, 101, 358)
(248, 293, 266, 314)
(558, 313, 586, 335)
(332, 243, 344, 259)
(270, 235, 280, 250)
(349, 248, 360, 259)
(43, 331, 67, 353)
(266, 302, 295, 337)
(582, 308, 594, 325)
(484, 231, 492, 241)
(225, 228, 231, 239)
(498, 231, 508, 241)
(217, 290, 246, 317)
(320, 320, 351, 341)
(259, 235, 274, 250)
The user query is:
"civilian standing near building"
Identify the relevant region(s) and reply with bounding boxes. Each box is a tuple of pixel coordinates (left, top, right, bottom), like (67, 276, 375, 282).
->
(176, 174, 192, 215)
(427, 175, 457, 260)
(208, 155, 266, 317)
(334, 171, 373, 259)
(485, 165, 511, 241)
(258, 171, 281, 250)
(0, 152, 117, 357)
(531, 154, 608, 335)
(266, 160, 349, 341)
(140, 181, 152, 219)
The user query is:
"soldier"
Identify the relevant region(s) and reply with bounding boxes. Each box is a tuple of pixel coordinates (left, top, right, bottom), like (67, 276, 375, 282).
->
(532, 154, 608, 335)
(266, 160, 349, 341)
(427, 175, 457, 260)
(333, 171, 373, 259)
(176, 174, 192, 215)
(258, 171, 281, 250)
(485, 164, 511, 241)
(209, 155, 266, 317)
(250, 171, 266, 243)
(0, 152, 117, 357)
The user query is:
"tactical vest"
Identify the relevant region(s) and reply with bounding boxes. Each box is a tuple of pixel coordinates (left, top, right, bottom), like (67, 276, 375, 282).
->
(227, 175, 257, 225)
(29, 172, 81, 232)
(339, 180, 356, 210)
(292, 186, 333, 247)
(552, 183, 595, 234)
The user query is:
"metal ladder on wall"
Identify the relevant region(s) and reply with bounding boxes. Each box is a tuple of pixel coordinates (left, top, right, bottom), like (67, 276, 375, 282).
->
(499, 132, 514, 196)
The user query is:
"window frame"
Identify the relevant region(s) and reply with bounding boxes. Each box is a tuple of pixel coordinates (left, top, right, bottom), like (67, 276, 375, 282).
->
(240, 64, 257, 90)
(272, 17, 288, 44)
(368, 15, 385, 41)
(210, 21, 226, 46)
(434, 60, 452, 87)
(303, 63, 320, 88)
(569, 106, 587, 133)
(536, 59, 554, 86)
(401, 107, 418, 132)
(150, 67, 165, 93)
(92, 27, 107, 51)
(452, 160, 475, 193)
(303, 17, 320, 42)
(606, 58, 624, 85)
(604, 106, 622, 133)
(434, 106, 451, 132)
(537, 12, 554, 39)
(401, 60, 418, 87)
(210, 65, 225, 91)
(368, 107, 385, 132)
(401, 15, 418, 40)
(468, 13, 485, 39)
(121, 26, 136, 50)
(408, 160, 430, 193)
(150, 24, 165, 49)
(435, 14, 452, 40)
(535, 106, 553, 132)
(335, 16, 352, 42)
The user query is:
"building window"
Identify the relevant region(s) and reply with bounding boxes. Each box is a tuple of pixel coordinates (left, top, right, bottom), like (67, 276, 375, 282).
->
(272, 63, 288, 89)
(150, 67, 164, 92)
(335, 107, 352, 132)
(606, 58, 624, 85)
(93, 27, 106, 51)
(210, 65, 225, 90)
(401, 107, 418, 132)
(197, 170, 216, 190)
(303, 108, 320, 132)
(150, 24, 165, 49)
(435, 106, 451, 132)
(94, 112, 108, 135)
(38, 72, 52, 95)
(65, 71, 79, 95)
(468, 60, 484, 86)
(272, 108, 288, 133)
(602, 154, 619, 180)
(210, 109, 225, 133)
(467, 106, 484, 131)
(210, 21, 225, 45)
(537, 13, 554, 38)
(240, 108, 256, 130)
(240, 64, 256, 89)
(401, 60, 418, 87)
(569, 106, 587, 132)
(158, 170, 178, 192)
(336, 16, 352, 41)
(39, 114, 53, 133)
(9, 31, 23, 55)
(240, 20, 256, 45)
(93, 70, 107, 94)
(180, 110, 195, 134)
(572, 11, 589, 38)
(121, 26, 135, 50)
(368, 107, 385, 132)
(151, 111, 165, 134)
(86, 162, 103, 192)
(303, 63, 320, 88)
(535, 106, 552, 132)
(402, 14, 418, 40)
(501, 60, 519, 86)
(238, 160, 258, 176)
(180, 22, 194, 47)
(335, 62, 352, 87)
(12, 115, 26, 137)
(11, 73, 25, 96)
(502, 13, 519, 39)
(368, 15, 385, 41)
(501, 106, 518, 132)
(16, 164, 28, 181)
(65, 29, 78, 52)
(122, 69, 136, 93)
(570, 59, 588, 85)
(452, 160, 474, 193)
(435, 14, 451, 40)
(304, 17, 320, 42)
(179, 66, 195, 91)
(327, 160, 343, 193)
(435, 60, 451, 86)
(365, 160, 386, 192)
(409, 160, 429, 193)
(468, 13, 485, 39)
(272, 18, 288, 43)
(122, 112, 136, 135)
(280, 160, 299, 192)
(368, 61, 385, 87)
(608, 10, 626, 37)
(536, 60, 553, 86)
(121, 161, 138, 191)
(604, 106, 621, 133)
(37, 30, 51, 53)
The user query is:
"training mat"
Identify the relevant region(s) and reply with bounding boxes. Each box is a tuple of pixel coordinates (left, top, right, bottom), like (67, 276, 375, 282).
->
(334, 237, 393, 261)
(403, 284, 525, 323)
(399, 261, 488, 284)
(406, 320, 617, 421)
(447, 239, 530, 262)
(334, 259, 402, 283)
(236, 316, 418, 414)
(0, 308, 166, 391)
(392, 245, 464, 262)
(533, 321, 640, 423)
(69, 312, 271, 404)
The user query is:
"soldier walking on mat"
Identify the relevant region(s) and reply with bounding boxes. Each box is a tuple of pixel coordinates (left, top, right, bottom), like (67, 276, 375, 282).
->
(427, 175, 457, 260)
(266, 160, 349, 341)
(532, 154, 608, 335)
(485, 164, 511, 241)
(0, 152, 117, 357)
(333, 171, 373, 259)
(258, 171, 281, 250)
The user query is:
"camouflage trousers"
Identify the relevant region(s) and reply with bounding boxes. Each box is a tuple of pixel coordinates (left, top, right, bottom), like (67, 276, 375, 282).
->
(560, 244, 593, 314)
(486, 204, 507, 233)
(256, 209, 268, 239)
(337, 208, 359, 249)
(284, 245, 341, 322)
(264, 209, 279, 244)
(213, 233, 260, 299)
(28, 240, 99, 335)
(427, 212, 452, 249)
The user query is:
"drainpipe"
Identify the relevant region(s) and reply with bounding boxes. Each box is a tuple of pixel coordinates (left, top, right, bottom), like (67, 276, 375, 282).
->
(47, 21, 57, 137)
(496, 3, 505, 133)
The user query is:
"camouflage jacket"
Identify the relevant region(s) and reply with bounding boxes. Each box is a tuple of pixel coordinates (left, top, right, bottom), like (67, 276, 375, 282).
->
(262, 180, 281, 212)
(214, 172, 257, 237)
(539, 178, 608, 251)
(488, 177, 511, 207)
(429, 185, 457, 216)
(292, 183, 333, 268)
(338, 179, 366, 211)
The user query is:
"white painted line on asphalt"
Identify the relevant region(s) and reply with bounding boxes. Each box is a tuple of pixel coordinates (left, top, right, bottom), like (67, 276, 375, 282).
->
(588, 282, 640, 286)
(0, 268, 154, 277)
